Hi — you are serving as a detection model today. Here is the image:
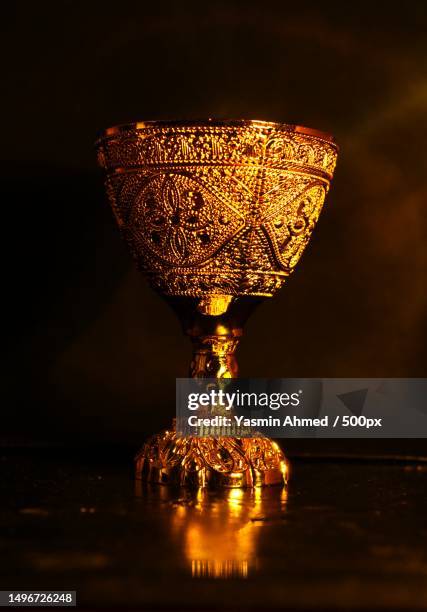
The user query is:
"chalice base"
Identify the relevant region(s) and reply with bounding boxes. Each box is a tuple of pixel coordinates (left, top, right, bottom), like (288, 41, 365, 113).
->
(135, 425, 288, 488)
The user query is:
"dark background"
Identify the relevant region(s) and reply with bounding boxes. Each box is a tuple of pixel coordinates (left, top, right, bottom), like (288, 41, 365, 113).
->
(2, 0, 427, 451)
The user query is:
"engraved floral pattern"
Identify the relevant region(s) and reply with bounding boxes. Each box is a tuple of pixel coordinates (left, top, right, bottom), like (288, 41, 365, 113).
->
(96, 122, 338, 297)
(130, 173, 245, 267)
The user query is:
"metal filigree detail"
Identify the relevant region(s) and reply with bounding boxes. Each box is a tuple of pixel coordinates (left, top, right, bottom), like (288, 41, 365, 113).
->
(96, 121, 338, 299)
(131, 172, 245, 267)
(262, 183, 327, 271)
(135, 426, 288, 488)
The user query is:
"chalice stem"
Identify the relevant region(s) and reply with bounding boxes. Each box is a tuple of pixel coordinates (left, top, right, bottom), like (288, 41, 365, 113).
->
(190, 334, 240, 378)
(134, 296, 288, 487)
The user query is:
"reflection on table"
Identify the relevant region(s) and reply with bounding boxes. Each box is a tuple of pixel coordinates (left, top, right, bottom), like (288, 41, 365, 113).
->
(135, 482, 288, 579)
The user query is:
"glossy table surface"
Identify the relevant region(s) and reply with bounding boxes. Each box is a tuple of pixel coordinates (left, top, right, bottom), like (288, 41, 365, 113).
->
(1, 451, 427, 611)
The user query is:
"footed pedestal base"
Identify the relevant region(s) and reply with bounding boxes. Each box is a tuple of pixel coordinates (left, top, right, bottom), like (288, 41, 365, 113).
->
(135, 425, 288, 488)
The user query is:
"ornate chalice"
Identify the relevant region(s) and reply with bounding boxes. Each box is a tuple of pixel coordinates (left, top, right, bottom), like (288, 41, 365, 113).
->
(96, 119, 338, 488)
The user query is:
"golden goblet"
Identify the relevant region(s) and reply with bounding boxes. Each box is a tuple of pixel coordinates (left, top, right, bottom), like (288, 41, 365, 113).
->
(95, 119, 338, 488)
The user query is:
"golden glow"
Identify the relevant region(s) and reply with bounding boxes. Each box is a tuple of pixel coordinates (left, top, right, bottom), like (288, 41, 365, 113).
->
(197, 294, 234, 316)
(134, 432, 288, 488)
(97, 119, 336, 491)
(191, 559, 249, 579)
(166, 487, 288, 579)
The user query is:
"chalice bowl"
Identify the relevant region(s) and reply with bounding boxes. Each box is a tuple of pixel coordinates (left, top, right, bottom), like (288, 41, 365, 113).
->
(96, 119, 338, 488)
